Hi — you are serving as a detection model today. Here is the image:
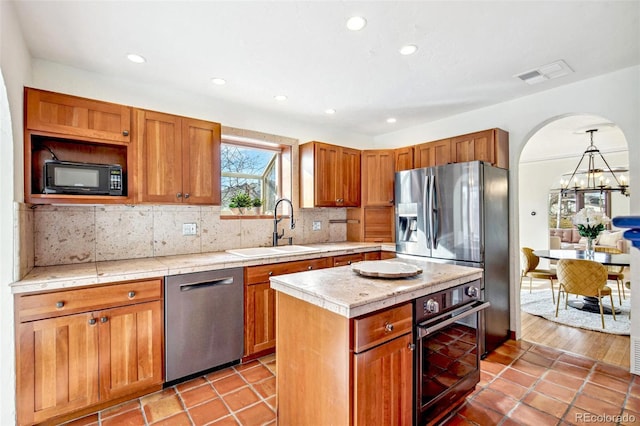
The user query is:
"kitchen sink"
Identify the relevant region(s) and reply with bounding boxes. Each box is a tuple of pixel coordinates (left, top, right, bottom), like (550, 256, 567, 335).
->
(226, 245, 320, 258)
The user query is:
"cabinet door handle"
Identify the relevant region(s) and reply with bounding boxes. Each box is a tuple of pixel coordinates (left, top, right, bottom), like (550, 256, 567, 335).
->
(384, 322, 394, 332)
(176, 192, 183, 198)
(390, 200, 394, 204)
(100, 316, 108, 323)
(88, 318, 97, 325)
(56, 301, 64, 309)
(122, 130, 129, 136)
(184, 193, 190, 199)
(408, 343, 415, 351)
(128, 291, 136, 298)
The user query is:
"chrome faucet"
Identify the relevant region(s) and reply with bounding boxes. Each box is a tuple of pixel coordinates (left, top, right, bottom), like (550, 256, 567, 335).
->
(273, 198, 295, 246)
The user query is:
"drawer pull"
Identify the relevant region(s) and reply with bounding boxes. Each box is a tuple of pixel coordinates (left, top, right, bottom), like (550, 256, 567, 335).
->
(347, 260, 352, 265)
(308, 266, 313, 270)
(384, 322, 394, 332)
(128, 291, 136, 298)
(56, 301, 64, 309)
(268, 271, 273, 276)
(100, 316, 108, 323)
(122, 130, 129, 136)
(88, 318, 97, 325)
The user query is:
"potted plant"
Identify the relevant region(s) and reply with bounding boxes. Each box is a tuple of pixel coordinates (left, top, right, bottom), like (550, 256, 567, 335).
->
(228, 201, 240, 215)
(252, 197, 263, 215)
(230, 192, 252, 214)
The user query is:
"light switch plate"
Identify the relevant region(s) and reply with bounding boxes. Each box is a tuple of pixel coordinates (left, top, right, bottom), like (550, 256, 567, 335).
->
(312, 221, 321, 231)
(182, 223, 197, 236)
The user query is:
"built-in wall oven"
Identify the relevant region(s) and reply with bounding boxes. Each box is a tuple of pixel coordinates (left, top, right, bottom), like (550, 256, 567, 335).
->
(414, 280, 490, 425)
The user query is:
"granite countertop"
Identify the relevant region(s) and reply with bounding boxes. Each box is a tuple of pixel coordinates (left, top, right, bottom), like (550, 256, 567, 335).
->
(270, 256, 483, 318)
(11, 242, 394, 294)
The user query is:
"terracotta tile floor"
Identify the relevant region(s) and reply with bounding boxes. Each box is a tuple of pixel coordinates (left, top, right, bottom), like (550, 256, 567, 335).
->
(65, 341, 639, 426)
(445, 340, 640, 426)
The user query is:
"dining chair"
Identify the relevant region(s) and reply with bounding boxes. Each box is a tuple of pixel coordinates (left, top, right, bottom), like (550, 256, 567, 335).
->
(594, 246, 626, 304)
(555, 258, 616, 329)
(520, 247, 558, 304)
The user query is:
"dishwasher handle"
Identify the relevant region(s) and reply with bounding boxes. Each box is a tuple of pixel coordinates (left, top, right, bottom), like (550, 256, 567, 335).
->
(179, 277, 234, 292)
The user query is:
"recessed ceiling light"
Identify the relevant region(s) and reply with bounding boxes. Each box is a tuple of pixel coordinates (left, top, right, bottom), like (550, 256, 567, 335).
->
(346, 16, 367, 31)
(387, 118, 397, 124)
(211, 78, 226, 85)
(325, 108, 336, 115)
(274, 95, 288, 101)
(399, 45, 418, 56)
(126, 53, 146, 63)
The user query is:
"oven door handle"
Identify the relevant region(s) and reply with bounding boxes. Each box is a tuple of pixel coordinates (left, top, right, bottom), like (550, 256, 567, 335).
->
(417, 301, 490, 339)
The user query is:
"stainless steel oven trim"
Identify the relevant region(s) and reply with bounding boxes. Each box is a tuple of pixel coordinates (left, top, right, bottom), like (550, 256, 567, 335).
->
(416, 300, 490, 340)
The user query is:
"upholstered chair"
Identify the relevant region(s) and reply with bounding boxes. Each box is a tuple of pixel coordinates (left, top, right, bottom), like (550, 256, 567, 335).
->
(520, 247, 558, 303)
(594, 246, 626, 304)
(555, 258, 616, 329)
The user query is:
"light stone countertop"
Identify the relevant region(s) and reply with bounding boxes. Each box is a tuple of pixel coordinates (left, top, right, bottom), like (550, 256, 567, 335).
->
(11, 242, 394, 294)
(270, 256, 483, 318)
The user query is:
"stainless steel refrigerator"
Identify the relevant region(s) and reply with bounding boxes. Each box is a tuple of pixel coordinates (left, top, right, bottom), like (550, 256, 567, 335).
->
(395, 161, 509, 355)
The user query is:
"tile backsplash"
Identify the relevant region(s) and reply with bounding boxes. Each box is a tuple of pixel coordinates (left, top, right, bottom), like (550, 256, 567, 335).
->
(22, 203, 347, 270)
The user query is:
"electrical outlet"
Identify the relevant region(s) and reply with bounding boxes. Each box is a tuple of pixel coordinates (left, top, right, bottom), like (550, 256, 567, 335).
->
(182, 223, 197, 236)
(312, 221, 321, 231)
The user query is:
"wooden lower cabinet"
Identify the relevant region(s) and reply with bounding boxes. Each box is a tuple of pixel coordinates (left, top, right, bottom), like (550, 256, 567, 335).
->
(243, 257, 331, 359)
(245, 281, 276, 357)
(16, 279, 163, 426)
(277, 293, 413, 425)
(353, 333, 413, 426)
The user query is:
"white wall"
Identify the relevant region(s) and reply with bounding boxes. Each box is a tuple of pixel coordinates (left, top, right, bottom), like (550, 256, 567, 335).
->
(31, 59, 375, 152)
(376, 65, 640, 342)
(0, 0, 31, 423)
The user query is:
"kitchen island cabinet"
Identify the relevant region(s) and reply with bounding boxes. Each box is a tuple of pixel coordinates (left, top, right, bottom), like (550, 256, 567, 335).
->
(271, 258, 483, 425)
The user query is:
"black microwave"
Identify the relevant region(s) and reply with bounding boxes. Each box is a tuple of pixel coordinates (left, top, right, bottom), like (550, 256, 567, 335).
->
(43, 160, 124, 196)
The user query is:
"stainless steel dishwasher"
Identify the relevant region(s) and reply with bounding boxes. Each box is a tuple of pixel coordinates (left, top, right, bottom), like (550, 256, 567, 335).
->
(165, 267, 244, 383)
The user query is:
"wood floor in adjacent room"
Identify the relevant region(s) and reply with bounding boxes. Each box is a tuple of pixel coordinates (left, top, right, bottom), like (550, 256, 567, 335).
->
(520, 278, 631, 370)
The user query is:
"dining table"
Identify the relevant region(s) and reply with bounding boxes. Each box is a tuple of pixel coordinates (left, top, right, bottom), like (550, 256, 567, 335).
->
(533, 249, 630, 315)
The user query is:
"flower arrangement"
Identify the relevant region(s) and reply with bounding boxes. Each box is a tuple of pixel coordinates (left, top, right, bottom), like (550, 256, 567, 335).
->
(573, 207, 610, 240)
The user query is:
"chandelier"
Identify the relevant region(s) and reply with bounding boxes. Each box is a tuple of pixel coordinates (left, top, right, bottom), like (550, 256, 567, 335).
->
(559, 129, 629, 197)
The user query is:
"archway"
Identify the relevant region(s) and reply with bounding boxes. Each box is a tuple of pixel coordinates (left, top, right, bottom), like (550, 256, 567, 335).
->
(517, 114, 631, 365)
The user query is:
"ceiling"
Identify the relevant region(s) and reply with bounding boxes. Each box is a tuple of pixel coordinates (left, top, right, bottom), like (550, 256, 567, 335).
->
(11, 1, 640, 138)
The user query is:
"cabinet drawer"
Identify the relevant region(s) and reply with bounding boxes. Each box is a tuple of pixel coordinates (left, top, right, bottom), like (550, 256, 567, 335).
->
(246, 258, 332, 285)
(332, 253, 364, 267)
(17, 279, 163, 322)
(353, 303, 412, 353)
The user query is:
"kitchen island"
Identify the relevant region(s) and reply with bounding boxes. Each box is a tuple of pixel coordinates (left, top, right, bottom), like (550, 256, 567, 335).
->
(270, 257, 483, 426)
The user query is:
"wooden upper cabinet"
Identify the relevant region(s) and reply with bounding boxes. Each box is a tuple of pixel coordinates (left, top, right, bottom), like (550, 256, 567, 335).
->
(25, 88, 131, 144)
(362, 150, 394, 207)
(414, 138, 452, 168)
(136, 109, 221, 204)
(394, 147, 414, 172)
(181, 118, 222, 204)
(450, 128, 509, 169)
(300, 141, 361, 207)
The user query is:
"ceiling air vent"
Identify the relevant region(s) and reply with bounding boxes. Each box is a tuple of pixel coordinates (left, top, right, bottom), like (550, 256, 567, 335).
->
(515, 60, 574, 85)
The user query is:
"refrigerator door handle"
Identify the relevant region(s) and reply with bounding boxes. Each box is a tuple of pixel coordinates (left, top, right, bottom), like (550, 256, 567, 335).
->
(423, 174, 431, 249)
(429, 173, 438, 249)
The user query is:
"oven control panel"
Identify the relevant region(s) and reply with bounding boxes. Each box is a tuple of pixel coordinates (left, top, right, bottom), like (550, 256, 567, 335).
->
(415, 279, 482, 323)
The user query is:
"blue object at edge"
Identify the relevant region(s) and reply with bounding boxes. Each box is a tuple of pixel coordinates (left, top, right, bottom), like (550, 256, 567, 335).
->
(612, 216, 640, 250)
